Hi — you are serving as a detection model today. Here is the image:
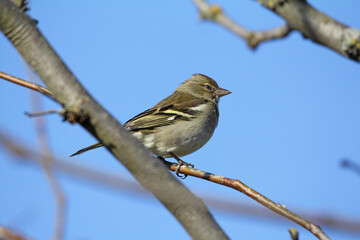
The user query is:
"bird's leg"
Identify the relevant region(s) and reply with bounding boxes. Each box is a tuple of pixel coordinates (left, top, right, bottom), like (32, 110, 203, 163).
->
(157, 156, 171, 165)
(169, 152, 194, 179)
(157, 156, 175, 169)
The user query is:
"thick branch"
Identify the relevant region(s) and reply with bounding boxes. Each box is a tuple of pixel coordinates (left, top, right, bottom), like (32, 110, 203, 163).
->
(256, 0, 360, 62)
(0, 1, 228, 239)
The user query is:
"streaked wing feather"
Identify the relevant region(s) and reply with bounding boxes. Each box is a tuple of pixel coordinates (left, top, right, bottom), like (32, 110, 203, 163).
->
(124, 93, 208, 131)
(124, 108, 191, 130)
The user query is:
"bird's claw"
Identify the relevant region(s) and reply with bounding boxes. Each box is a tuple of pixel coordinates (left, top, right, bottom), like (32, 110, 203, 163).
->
(174, 159, 194, 179)
(162, 152, 195, 179)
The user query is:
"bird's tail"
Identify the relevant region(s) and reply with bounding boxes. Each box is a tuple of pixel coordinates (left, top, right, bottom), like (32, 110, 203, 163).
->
(70, 142, 103, 157)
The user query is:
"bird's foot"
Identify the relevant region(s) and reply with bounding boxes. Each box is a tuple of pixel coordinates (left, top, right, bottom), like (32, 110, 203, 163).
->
(169, 152, 194, 179)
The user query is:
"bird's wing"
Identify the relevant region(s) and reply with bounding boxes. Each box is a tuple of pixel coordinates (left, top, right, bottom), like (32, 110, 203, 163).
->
(124, 93, 207, 131)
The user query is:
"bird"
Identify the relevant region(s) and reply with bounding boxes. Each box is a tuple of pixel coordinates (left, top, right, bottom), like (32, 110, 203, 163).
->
(70, 73, 231, 177)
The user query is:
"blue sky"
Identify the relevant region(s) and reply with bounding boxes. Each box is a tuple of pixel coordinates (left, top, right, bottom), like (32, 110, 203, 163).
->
(1, 1, 360, 239)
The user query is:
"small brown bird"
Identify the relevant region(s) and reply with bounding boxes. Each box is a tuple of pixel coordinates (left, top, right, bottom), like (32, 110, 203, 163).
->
(71, 74, 231, 177)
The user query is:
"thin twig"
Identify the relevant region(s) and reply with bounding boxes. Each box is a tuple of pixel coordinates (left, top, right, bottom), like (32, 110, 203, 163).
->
(192, 0, 292, 49)
(25, 109, 65, 117)
(27, 67, 66, 240)
(0, 71, 54, 98)
(164, 161, 330, 240)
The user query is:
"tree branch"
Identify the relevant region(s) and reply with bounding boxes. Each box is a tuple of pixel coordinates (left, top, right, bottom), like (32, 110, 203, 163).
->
(192, 0, 292, 49)
(164, 161, 329, 240)
(192, 0, 360, 62)
(256, 0, 360, 62)
(0, 1, 228, 239)
(0, 71, 53, 98)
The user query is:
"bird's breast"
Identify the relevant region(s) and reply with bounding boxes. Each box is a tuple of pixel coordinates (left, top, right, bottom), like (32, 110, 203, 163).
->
(151, 103, 219, 158)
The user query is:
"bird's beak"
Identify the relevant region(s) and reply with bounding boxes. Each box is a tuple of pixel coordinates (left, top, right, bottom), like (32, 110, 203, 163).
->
(215, 88, 231, 97)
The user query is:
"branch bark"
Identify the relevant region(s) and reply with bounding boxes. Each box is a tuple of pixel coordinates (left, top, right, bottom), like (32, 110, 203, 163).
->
(256, 0, 360, 62)
(192, 0, 292, 49)
(0, 1, 228, 239)
(193, 0, 360, 62)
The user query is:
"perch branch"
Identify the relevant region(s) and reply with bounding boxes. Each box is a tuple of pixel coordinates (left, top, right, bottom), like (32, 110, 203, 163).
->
(164, 161, 329, 240)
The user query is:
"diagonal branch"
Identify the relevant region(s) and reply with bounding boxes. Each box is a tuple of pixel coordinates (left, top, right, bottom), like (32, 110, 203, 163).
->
(192, 0, 292, 49)
(0, 71, 53, 98)
(165, 162, 329, 240)
(0, 1, 228, 239)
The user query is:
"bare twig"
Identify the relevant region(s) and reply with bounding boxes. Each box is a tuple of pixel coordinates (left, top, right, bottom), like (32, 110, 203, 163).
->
(248, 24, 292, 49)
(27, 67, 66, 240)
(25, 109, 65, 117)
(0, 71, 53, 98)
(163, 161, 329, 240)
(192, 0, 292, 49)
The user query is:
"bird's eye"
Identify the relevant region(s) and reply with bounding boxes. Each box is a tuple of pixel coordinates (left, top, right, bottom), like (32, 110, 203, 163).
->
(204, 84, 212, 90)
